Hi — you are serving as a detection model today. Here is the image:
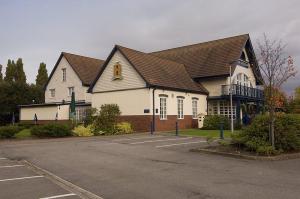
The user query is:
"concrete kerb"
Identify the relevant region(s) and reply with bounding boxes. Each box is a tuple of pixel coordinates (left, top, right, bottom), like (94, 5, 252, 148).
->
(190, 148, 300, 161)
(21, 160, 104, 199)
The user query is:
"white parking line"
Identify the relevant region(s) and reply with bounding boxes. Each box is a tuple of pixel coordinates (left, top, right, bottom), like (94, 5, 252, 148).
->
(0, 165, 25, 168)
(114, 135, 163, 141)
(0, 175, 44, 182)
(0, 158, 7, 160)
(40, 193, 76, 199)
(130, 137, 193, 145)
(156, 141, 206, 148)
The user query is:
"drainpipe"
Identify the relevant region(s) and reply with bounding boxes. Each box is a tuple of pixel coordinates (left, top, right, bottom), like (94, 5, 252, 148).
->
(152, 87, 156, 132)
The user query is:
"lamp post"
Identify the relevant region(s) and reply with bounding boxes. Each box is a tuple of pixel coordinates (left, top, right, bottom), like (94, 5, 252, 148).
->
(229, 62, 234, 134)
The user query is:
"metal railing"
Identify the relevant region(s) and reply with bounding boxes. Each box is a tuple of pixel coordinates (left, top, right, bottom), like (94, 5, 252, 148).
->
(221, 84, 264, 99)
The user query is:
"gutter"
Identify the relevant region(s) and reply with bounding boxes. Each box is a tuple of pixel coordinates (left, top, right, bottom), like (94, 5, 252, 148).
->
(152, 87, 156, 132)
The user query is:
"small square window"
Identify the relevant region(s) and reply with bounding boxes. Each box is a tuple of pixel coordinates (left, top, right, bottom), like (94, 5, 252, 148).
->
(68, 87, 74, 96)
(50, 89, 55, 98)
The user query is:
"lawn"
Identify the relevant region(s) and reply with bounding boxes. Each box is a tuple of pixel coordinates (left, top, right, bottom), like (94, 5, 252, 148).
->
(15, 128, 32, 139)
(172, 129, 239, 138)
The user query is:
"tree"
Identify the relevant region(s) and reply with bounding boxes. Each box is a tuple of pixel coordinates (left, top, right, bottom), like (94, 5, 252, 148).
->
(4, 59, 16, 83)
(0, 64, 3, 81)
(15, 58, 26, 84)
(295, 87, 300, 100)
(257, 34, 297, 148)
(35, 62, 48, 87)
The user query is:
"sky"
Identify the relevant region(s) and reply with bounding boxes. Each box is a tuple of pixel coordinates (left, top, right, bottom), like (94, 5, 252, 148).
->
(0, 0, 299, 95)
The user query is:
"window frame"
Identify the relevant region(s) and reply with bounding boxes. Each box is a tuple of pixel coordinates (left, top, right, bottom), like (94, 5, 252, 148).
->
(62, 68, 66, 82)
(177, 98, 184, 119)
(192, 99, 198, 119)
(159, 97, 167, 120)
(49, 89, 55, 98)
(68, 86, 74, 96)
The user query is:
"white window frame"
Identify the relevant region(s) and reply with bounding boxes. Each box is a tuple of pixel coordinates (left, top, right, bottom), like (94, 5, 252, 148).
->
(49, 89, 55, 98)
(159, 97, 167, 120)
(192, 99, 198, 119)
(62, 68, 66, 82)
(177, 98, 184, 119)
(68, 87, 74, 96)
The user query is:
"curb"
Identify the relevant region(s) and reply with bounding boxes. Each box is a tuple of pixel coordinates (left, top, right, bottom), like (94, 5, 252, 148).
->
(190, 148, 300, 161)
(22, 160, 104, 199)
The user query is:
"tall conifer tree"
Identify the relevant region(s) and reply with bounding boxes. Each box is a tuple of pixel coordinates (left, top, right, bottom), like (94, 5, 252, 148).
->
(36, 62, 48, 87)
(4, 59, 16, 83)
(15, 58, 26, 84)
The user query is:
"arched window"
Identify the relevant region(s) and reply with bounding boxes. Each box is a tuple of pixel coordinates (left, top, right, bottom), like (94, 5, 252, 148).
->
(233, 73, 250, 87)
(113, 62, 122, 79)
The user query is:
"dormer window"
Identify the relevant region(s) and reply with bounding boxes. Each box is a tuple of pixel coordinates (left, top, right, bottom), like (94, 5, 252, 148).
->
(62, 68, 66, 82)
(113, 62, 122, 79)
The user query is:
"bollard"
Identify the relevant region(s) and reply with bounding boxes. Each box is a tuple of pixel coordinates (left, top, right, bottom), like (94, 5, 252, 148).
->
(150, 121, 153, 135)
(175, 121, 179, 136)
(220, 122, 224, 139)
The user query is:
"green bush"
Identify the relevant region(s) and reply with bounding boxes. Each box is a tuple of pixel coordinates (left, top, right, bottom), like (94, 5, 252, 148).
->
(231, 114, 300, 154)
(31, 123, 72, 138)
(73, 125, 94, 137)
(202, 115, 230, 130)
(0, 125, 20, 139)
(92, 104, 121, 135)
(116, 122, 133, 134)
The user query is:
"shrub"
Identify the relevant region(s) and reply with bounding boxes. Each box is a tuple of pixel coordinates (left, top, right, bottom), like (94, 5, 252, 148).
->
(73, 125, 94, 137)
(231, 114, 300, 154)
(116, 122, 133, 134)
(0, 125, 20, 139)
(31, 123, 72, 138)
(202, 115, 230, 130)
(92, 104, 121, 135)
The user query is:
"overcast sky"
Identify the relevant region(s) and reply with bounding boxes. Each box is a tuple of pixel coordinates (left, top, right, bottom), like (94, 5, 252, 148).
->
(0, 0, 299, 94)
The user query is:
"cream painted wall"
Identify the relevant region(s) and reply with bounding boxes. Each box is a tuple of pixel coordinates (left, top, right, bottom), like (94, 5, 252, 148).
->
(45, 56, 91, 103)
(92, 88, 151, 115)
(20, 104, 70, 121)
(20, 106, 59, 121)
(57, 105, 70, 120)
(200, 78, 227, 97)
(92, 50, 146, 93)
(152, 89, 207, 117)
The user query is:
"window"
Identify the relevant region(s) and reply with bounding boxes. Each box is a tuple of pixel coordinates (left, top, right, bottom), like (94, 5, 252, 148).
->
(177, 98, 184, 119)
(192, 99, 198, 119)
(62, 68, 66, 82)
(208, 101, 236, 120)
(159, 97, 167, 120)
(68, 87, 74, 96)
(50, 89, 55, 98)
(113, 62, 122, 79)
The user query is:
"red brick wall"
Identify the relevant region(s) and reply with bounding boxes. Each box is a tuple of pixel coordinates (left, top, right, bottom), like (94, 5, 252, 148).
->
(119, 115, 198, 132)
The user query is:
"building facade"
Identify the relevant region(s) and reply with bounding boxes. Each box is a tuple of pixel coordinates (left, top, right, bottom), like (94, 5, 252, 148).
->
(20, 34, 264, 131)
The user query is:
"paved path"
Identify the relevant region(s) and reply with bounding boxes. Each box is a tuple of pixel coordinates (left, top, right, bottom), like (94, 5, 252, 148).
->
(1, 133, 300, 199)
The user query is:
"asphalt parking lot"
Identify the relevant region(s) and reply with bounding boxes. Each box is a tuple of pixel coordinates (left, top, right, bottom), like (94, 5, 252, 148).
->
(1, 133, 300, 199)
(0, 157, 80, 199)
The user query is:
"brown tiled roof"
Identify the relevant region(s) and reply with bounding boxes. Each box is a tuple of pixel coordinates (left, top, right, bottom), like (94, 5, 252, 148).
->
(62, 52, 105, 86)
(115, 45, 208, 94)
(150, 34, 249, 79)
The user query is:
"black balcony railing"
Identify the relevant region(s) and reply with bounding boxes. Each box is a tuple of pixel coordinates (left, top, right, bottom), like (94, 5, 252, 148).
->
(221, 84, 264, 99)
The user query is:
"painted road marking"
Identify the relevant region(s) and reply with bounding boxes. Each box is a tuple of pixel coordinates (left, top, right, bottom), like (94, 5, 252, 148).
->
(0, 175, 44, 182)
(114, 135, 164, 141)
(130, 137, 193, 145)
(0, 158, 7, 160)
(40, 193, 76, 199)
(156, 141, 206, 148)
(0, 165, 25, 168)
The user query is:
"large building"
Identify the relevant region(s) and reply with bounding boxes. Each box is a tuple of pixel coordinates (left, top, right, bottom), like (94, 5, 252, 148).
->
(20, 34, 264, 131)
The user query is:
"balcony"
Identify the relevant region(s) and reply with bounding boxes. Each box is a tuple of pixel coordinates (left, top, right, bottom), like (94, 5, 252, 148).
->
(221, 84, 264, 100)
